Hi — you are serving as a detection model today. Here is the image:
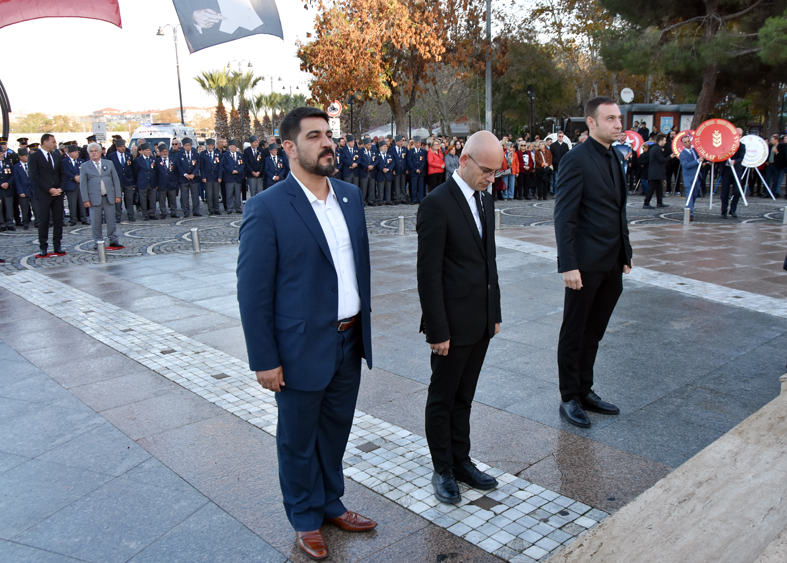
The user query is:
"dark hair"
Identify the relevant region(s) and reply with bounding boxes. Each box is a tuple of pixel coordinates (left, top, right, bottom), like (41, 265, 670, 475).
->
(41, 133, 54, 143)
(280, 107, 329, 143)
(585, 96, 616, 120)
(656, 133, 666, 142)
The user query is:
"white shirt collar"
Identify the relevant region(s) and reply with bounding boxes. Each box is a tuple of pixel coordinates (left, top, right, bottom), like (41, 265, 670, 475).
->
(452, 169, 478, 203)
(292, 172, 335, 205)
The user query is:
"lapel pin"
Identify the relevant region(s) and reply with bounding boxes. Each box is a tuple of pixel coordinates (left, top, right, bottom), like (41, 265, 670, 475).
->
(342, 197, 348, 203)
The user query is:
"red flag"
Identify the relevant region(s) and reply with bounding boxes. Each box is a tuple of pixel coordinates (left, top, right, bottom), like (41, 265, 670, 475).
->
(0, 0, 122, 30)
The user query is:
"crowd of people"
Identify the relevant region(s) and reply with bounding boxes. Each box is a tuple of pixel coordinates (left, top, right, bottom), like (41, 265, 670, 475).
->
(1, 122, 785, 263)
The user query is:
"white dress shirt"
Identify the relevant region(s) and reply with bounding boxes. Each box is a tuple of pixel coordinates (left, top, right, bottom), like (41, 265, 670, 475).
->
(452, 170, 483, 237)
(292, 173, 361, 321)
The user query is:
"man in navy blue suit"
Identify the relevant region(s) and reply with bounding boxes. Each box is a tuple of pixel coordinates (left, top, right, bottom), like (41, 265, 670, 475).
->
(264, 144, 286, 187)
(407, 136, 427, 203)
(61, 145, 87, 226)
(237, 107, 375, 561)
(200, 139, 223, 215)
(109, 139, 137, 222)
(175, 137, 202, 217)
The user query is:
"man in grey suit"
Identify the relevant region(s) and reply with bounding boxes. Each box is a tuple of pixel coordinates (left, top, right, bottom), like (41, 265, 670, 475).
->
(80, 142, 122, 249)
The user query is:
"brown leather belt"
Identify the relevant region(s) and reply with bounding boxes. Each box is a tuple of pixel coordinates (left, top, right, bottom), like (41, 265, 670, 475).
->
(333, 314, 359, 332)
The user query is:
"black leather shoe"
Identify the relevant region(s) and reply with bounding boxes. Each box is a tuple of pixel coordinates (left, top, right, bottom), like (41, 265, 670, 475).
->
(53, 248, 65, 255)
(581, 390, 620, 415)
(432, 470, 461, 504)
(730, 212, 737, 218)
(657, 203, 669, 208)
(453, 460, 497, 490)
(559, 399, 590, 428)
(642, 204, 654, 209)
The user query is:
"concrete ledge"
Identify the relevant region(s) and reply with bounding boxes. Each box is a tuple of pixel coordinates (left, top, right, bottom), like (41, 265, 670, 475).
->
(548, 377, 787, 563)
(780, 374, 786, 395)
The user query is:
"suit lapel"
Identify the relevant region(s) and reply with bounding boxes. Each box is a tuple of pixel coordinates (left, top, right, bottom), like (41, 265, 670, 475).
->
(587, 144, 620, 206)
(286, 177, 333, 266)
(448, 180, 485, 257)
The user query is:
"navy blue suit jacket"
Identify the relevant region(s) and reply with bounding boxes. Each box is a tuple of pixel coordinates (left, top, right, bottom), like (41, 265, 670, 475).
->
(109, 152, 135, 187)
(339, 145, 359, 177)
(358, 149, 376, 179)
(175, 149, 201, 184)
(133, 155, 157, 191)
(376, 152, 395, 181)
(264, 155, 287, 186)
(155, 157, 179, 191)
(13, 162, 32, 197)
(60, 157, 83, 192)
(244, 147, 265, 178)
(407, 148, 427, 176)
(237, 174, 373, 391)
(221, 151, 245, 182)
(200, 150, 223, 182)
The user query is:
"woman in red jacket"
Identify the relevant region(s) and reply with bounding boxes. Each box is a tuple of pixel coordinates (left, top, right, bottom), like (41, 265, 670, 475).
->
(427, 140, 446, 193)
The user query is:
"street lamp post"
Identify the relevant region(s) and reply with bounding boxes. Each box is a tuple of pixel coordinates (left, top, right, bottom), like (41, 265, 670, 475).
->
(156, 24, 185, 125)
(346, 93, 359, 140)
(228, 60, 253, 142)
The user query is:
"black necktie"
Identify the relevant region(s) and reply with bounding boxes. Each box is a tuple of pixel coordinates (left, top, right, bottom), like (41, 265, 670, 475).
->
(46, 152, 53, 168)
(473, 191, 485, 242)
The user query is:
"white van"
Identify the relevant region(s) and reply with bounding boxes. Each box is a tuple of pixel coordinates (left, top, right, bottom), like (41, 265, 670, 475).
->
(129, 123, 197, 151)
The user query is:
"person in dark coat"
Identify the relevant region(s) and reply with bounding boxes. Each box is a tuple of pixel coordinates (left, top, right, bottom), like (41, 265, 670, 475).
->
(643, 134, 673, 208)
(720, 127, 746, 218)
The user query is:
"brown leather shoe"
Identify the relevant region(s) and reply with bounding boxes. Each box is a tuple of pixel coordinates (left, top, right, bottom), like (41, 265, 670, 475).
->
(296, 529, 328, 560)
(325, 510, 377, 532)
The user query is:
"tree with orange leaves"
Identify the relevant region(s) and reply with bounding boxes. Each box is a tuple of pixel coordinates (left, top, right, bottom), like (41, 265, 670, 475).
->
(298, 0, 499, 136)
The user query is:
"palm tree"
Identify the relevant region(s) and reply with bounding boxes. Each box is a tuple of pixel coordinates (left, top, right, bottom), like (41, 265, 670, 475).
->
(250, 94, 265, 138)
(234, 71, 261, 142)
(292, 93, 308, 108)
(194, 70, 230, 140)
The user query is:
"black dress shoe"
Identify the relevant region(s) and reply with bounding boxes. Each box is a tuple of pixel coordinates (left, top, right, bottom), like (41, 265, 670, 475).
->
(559, 399, 590, 428)
(193, 212, 203, 217)
(642, 204, 654, 209)
(432, 469, 461, 504)
(581, 390, 620, 415)
(453, 460, 497, 490)
(143, 216, 149, 221)
(53, 248, 65, 255)
(730, 212, 737, 218)
(7, 226, 15, 231)
(69, 221, 77, 226)
(37, 250, 48, 258)
(657, 203, 669, 208)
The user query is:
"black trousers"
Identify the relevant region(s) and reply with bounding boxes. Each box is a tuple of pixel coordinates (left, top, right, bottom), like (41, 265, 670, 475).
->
(720, 167, 741, 216)
(425, 335, 490, 474)
(557, 263, 623, 403)
(644, 179, 664, 206)
(36, 192, 64, 251)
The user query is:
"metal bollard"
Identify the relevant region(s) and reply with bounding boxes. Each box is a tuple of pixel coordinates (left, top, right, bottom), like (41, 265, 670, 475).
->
(398, 216, 405, 236)
(495, 209, 501, 231)
(683, 207, 691, 226)
(96, 240, 107, 264)
(783, 207, 787, 225)
(191, 227, 201, 253)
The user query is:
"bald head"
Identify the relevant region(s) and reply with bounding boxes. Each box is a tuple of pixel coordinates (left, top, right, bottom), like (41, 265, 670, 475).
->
(463, 131, 503, 163)
(736, 127, 743, 136)
(458, 131, 505, 191)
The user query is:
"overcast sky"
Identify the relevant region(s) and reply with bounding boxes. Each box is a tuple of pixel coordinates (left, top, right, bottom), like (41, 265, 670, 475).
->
(2, 0, 316, 116)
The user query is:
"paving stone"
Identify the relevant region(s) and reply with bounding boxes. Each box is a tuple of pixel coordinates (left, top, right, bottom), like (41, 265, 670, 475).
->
(14, 478, 209, 563)
(128, 503, 284, 563)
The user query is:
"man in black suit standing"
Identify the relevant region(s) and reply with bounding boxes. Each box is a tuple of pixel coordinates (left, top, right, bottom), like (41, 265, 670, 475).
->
(720, 127, 746, 218)
(28, 134, 65, 256)
(417, 131, 503, 504)
(554, 96, 633, 428)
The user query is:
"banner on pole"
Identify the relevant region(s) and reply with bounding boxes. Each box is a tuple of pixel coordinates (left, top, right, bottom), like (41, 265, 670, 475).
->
(740, 135, 768, 168)
(0, 0, 122, 30)
(172, 0, 283, 53)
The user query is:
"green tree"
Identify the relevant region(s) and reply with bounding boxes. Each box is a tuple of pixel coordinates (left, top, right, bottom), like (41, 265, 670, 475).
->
(194, 69, 231, 140)
(11, 112, 52, 133)
(600, 0, 786, 128)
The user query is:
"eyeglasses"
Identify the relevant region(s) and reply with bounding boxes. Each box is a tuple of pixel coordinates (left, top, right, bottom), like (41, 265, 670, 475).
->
(467, 154, 499, 179)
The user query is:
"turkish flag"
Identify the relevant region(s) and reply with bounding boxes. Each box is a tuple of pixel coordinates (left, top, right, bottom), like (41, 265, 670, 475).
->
(0, 0, 122, 31)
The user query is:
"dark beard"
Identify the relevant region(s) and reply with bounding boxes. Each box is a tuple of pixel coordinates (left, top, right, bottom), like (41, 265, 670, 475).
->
(298, 146, 335, 177)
